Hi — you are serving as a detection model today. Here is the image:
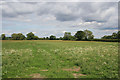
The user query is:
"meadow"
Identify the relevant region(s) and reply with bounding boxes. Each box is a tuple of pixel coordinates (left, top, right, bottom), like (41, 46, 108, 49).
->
(2, 40, 118, 78)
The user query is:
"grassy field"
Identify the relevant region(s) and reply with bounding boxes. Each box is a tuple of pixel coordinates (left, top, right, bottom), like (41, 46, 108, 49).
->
(2, 40, 118, 78)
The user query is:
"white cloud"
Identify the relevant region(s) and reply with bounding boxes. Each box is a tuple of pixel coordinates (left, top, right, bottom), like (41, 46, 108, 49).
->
(2, 2, 118, 38)
(2, 0, 119, 2)
(23, 19, 32, 22)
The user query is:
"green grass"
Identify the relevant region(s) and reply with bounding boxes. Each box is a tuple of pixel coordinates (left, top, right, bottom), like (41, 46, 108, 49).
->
(2, 40, 118, 78)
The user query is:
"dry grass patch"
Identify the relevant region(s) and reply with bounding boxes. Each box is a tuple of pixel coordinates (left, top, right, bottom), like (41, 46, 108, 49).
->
(30, 73, 45, 78)
(73, 73, 86, 78)
(40, 70, 48, 71)
(63, 67, 80, 72)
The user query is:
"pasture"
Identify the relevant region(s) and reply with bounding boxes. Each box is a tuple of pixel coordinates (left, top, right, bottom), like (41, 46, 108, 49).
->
(2, 40, 118, 78)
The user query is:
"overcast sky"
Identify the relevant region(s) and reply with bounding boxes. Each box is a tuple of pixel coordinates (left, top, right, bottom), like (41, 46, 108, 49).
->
(1, 1, 118, 38)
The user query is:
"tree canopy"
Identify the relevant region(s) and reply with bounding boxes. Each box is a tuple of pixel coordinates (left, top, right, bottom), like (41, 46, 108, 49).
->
(84, 30, 94, 40)
(50, 35, 56, 40)
(63, 32, 72, 40)
(75, 31, 85, 40)
(11, 33, 25, 40)
(102, 31, 120, 39)
(26, 32, 35, 40)
(1, 34, 6, 40)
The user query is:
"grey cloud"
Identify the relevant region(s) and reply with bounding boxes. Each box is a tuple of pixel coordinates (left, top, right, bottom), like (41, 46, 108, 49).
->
(2, 10, 17, 18)
(84, 19, 106, 23)
(2, 2, 118, 38)
(37, 2, 80, 21)
(55, 13, 78, 21)
(2, 2, 37, 18)
(25, 2, 38, 4)
(76, 3, 117, 22)
(37, 2, 117, 22)
(2, 2, 117, 22)
(100, 27, 118, 30)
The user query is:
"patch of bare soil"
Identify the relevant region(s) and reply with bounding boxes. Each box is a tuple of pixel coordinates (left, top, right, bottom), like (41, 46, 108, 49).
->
(40, 70, 48, 71)
(73, 73, 86, 78)
(63, 67, 86, 78)
(63, 67, 80, 72)
(30, 73, 45, 78)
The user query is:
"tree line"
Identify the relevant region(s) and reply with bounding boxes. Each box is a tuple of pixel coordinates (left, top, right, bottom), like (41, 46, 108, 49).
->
(102, 31, 120, 39)
(1, 30, 120, 41)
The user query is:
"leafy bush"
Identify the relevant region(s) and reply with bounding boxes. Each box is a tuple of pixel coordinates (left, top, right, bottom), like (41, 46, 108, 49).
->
(91, 39, 119, 42)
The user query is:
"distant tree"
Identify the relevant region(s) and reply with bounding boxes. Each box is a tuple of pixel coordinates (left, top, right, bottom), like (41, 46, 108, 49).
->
(75, 31, 85, 40)
(112, 32, 117, 39)
(84, 30, 94, 40)
(11, 33, 25, 40)
(1, 34, 6, 40)
(46, 37, 49, 40)
(34, 36, 39, 40)
(101, 35, 106, 39)
(50, 35, 56, 40)
(43, 37, 46, 40)
(63, 32, 72, 40)
(26, 32, 35, 40)
(11, 33, 18, 40)
(6, 37, 12, 40)
(117, 31, 120, 39)
(101, 31, 120, 39)
(69, 36, 76, 40)
(59, 37, 63, 40)
(18, 33, 25, 40)
(102, 35, 113, 39)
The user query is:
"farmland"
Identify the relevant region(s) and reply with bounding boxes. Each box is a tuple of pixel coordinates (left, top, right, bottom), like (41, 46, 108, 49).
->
(2, 40, 118, 78)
